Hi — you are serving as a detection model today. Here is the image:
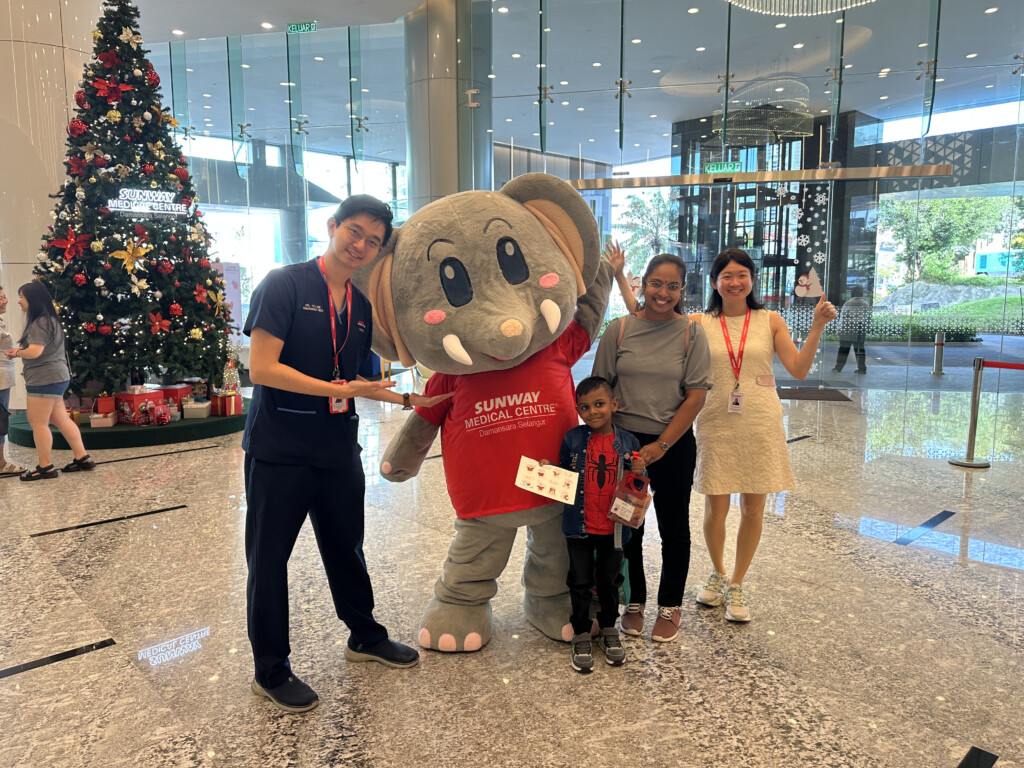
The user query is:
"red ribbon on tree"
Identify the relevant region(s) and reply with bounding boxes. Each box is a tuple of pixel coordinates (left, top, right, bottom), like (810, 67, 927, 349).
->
(51, 227, 93, 261)
(149, 312, 171, 335)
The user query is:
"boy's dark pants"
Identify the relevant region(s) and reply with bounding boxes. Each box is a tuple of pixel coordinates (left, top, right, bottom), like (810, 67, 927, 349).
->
(566, 534, 624, 635)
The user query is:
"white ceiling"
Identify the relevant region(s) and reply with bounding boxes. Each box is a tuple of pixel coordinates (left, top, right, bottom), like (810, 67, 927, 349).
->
(136, 0, 425, 43)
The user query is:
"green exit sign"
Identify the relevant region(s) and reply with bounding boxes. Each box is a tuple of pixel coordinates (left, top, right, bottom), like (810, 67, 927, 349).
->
(287, 21, 318, 34)
(703, 161, 742, 174)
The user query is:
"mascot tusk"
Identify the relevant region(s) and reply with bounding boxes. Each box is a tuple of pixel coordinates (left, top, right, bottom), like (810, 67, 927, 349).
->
(442, 333, 473, 366)
(539, 299, 561, 335)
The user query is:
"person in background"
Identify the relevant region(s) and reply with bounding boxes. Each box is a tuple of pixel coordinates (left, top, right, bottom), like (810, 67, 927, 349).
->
(592, 253, 712, 643)
(833, 286, 870, 374)
(691, 249, 836, 622)
(4, 281, 94, 480)
(0, 285, 26, 475)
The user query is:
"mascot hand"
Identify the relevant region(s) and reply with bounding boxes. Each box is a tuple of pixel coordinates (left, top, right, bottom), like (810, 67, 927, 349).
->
(380, 411, 441, 482)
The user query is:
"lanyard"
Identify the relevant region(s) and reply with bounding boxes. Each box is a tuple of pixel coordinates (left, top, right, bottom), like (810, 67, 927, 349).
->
(318, 256, 352, 379)
(720, 308, 751, 390)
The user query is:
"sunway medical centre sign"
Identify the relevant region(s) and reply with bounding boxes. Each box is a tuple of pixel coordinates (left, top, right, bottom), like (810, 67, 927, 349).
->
(107, 188, 188, 217)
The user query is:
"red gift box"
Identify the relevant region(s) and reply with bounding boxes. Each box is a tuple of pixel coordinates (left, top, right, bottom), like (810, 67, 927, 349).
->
(95, 395, 116, 415)
(210, 393, 242, 416)
(159, 384, 192, 410)
(115, 391, 165, 425)
(152, 403, 171, 425)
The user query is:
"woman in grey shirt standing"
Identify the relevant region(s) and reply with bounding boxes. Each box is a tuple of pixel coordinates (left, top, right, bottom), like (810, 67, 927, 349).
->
(4, 282, 94, 480)
(0, 285, 25, 474)
(592, 253, 712, 644)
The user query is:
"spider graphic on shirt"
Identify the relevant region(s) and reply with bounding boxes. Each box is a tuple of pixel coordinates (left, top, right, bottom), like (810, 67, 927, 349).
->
(586, 451, 617, 490)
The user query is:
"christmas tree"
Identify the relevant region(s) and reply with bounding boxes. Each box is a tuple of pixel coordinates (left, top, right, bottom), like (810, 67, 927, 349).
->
(34, 0, 231, 394)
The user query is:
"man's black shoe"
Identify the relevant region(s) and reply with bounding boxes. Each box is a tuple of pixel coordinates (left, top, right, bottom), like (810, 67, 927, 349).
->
(251, 675, 319, 713)
(344, 637, 420, 668)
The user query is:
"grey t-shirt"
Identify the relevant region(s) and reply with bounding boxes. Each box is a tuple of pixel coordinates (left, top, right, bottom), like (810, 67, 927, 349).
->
(22, 316, 70, 387)
(592, 315, 713, 435)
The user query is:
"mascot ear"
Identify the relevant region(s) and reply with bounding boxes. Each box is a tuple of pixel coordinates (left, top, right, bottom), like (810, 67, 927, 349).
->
(351, 228, 416, 368)
(500, 173, 600, 298)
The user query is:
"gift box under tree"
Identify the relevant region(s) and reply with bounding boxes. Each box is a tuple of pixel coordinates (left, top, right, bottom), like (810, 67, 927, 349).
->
(116, 391, 165, 425)
(210, 392, 242, 417)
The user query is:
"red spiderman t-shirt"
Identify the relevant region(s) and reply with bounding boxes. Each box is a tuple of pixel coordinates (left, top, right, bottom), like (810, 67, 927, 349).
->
(583, 432, 617, 535)
(417, 320, 592, 519)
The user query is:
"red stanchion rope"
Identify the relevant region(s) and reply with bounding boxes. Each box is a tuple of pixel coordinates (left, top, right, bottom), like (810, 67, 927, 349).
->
(981, 361, 1024, 371)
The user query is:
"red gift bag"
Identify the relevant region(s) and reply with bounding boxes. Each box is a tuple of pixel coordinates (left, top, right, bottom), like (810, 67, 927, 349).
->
(607, 472, 651, 529)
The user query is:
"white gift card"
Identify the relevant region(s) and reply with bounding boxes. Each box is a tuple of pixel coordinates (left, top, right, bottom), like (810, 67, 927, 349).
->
(515, 455, 578, 504)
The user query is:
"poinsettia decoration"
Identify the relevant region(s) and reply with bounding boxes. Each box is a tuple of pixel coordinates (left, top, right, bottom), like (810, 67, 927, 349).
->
(97, 50, 123, 70)
(148, 312, 170, 334)
(91, 76, 134, 105)
(51, 227, 93, 260)
(193, 283, 209, 305)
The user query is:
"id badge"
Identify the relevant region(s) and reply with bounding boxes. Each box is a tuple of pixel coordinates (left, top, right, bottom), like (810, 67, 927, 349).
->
(329, 379, 349, 413)
(728, 391, 744, 413)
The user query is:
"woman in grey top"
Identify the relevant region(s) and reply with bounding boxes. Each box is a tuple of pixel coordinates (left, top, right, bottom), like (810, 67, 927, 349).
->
(592, 253, 712, 643)
(4, 282, 94, 480)
(0, 285, 26, 474)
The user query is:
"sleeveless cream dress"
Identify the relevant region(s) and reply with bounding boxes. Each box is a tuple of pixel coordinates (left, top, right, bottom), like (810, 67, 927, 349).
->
(694, 309, 794, 495)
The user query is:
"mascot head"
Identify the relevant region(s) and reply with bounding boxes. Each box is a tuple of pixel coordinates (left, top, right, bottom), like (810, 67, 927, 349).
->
(352, 173, 601, 375)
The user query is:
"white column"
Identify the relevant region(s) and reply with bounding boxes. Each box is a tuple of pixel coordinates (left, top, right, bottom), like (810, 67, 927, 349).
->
(0, 0, 102, 408)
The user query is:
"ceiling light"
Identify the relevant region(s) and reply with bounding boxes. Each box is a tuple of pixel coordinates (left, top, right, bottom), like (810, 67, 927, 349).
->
(699, 117, 707, 122)
(284, 99, 292, 104)
(260, 22, 273, 29)
(652, 69, 662, 74)
(650, 114, 657, 118)
(577, 107, 585, 111)
(497, 6, 509, 12)
(280, 82, 295, 87)
(592, 62, 601, 67)
(663, 133, 670, 136)
(186, 68, 193, 72)
(688, 7, 699, 13)
(512, 53, 521, 58)
(172, 29, 184, 36)
(844, 64, 852, 68)
(561, 101, 569, 105)
(248, 107, 255, 111)
(880, 67, 891, 73)
(486, 129, 493, 133)
(824, 89, 831, 94)
(965, 53, 978, 58)
(241, 64, 250, 69)
(918, 42, 927, 48)
(614, 129, 620, 133)
(775, 23, 786, 28)
(314, 56, 324, 62)
(984, 6, 997, 12)
(696, 47, 706, 52)
(793, 43, 804, 49)
(588, 138, 594, 142)
(203, 93, 212, 97)
(774, 87, 784, 92)
(634, 143, 640, 147)
(203, 105, 211, 109)
(835, 17, 843, 22)
(879, 95, 888, 100)
(672, 144, 678, 148)
(936, 77, 945, 82)
(820, 109, 828, 113)
(560, 80, 569, 85)
(361, 88, 370, 93)
(350, 77, 358, 82)
(549, 121, 555, 125)
(532, 132, 539, 136)
(505, 118, 512, 122)
(488, 74, 496, 79)
(631, 39, 642, 44)
(536, 63, 546, 68)
(985, 84, 994, 88)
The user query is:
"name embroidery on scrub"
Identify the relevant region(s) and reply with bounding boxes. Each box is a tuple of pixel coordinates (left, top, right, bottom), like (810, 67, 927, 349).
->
(302, 303, 324, 313)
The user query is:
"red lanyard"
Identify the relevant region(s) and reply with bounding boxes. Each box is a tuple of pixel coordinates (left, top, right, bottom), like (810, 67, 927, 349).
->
(318, 256, 352, 379)
(720, 308, 751, 390)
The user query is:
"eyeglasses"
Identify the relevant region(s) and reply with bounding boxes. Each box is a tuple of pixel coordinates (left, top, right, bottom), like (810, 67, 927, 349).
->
(646, 280, 682, 292)
(345, 225, 383, 252)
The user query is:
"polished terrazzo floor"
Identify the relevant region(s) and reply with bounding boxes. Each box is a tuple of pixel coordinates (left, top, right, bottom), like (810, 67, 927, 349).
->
(1, 371, 1022, 767)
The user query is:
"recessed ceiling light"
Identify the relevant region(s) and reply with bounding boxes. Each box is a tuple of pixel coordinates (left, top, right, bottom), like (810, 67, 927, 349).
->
(824, 89, 831, 94)
(186, 68, 193, 72)
(588, 138, 595, 142)
(820, 109, 828, 113)
(260, 22, 273, 29)
(203, 117, 211, 121)
(241, 64, 250, 69)
(663, 133, 670, 137)
(560, 80, 569, 85)
(774, 87, 784, 92)
(202, 105, 211, 109)
(775, 23, 786, 28)
(532, 132, 539, 136)
(486, 129, 493, 133)
(844, 64, 852, 68)
(688, 7, 699, 13)
(592, 62, 601, 67)
(880, 67, 891, 73)
(936, 77, 945, 82)
(699, 117, 707, 122)
(284, 99, 292, 104)
(577, 107, 585, 111)
(652, 69, 662, 74)
(248, 107, 255, 111)
(505, 118, 512, 122)
(561, 100, 569, 105)
(631, 39, 642, 44)
(835, 17, 843, 23)
(497, 6, 509, 12)
(879, 95, 888, 100)
(985, 84, 994, 88)
(536, 63, 546, 68)
(918, 42, 927, 48)
(793, 43, 804, 49)
(361, 88, 370, 93)
(314, 56, 324, 62)
(488, 74, 496, 79)
(984, 6, 998, 12)
(649, 114, 657, 118)
(512, 53, 521, 58)
(700, 134, 707, 139)
(280, 82, 295, 87)
(350, 77, 358, 82)
(202, 93, 212, 97)
(633, 143, 640, 147)
(549, 121, 554, 125)
(696, 47, 706, 52)
(172, 29, 184, 36)
(965, 53, 978, 58)
(614, 129, 620, 133)
(672, 144, 678, 148)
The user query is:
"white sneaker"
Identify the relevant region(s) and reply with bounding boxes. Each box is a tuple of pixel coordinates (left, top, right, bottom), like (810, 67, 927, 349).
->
(725, 583, 751, 622)
(695, 571, 727, 607)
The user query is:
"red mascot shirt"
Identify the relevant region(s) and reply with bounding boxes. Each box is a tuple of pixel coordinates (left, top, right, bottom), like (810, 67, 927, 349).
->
(417, 320, 591, 519)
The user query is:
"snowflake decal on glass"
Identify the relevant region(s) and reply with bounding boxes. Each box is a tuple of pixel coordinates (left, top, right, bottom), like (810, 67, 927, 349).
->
(774, 184, 790, 200)
(797, 234, 811, 247)
(796, 208, 806, 220)
(814, 193, 828, 206)
(809, 361, 819, 374)
(813, 251, 826, 263)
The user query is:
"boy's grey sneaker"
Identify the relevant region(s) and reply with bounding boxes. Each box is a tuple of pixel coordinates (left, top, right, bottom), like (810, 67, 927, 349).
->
(345, 637, 420, 668)
(570, 633, 594, 673)
(696, 570, 728, 607)
(725, 583, 751, 622)
(598, 627, 625, 666)
(251, 675, 319, 713)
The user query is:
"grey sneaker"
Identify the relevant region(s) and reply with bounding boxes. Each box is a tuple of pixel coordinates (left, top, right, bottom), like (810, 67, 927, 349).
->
(696, 571, 727, 607)
(725, 583, 751, 622)
(570, 633, 594, 673)
(598, 627, 625, 666)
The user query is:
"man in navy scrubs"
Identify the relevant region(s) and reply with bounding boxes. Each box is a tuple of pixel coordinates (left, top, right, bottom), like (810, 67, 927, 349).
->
(242, 195, 449, 713)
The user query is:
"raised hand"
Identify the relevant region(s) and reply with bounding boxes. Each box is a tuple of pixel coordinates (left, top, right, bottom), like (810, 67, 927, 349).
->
(814, 293, 838, 324)
(602, 241, 627, 277)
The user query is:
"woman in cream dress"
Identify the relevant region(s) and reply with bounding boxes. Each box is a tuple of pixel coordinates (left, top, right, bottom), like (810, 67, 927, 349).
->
(690, 249, 836, 622)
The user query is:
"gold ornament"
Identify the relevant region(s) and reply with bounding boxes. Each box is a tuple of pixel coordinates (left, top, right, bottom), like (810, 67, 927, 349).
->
(91, 29, 102, 41)
(207, 289, 226, 316)
(106, 109, 122, 123)
(110, 239, 153, 273)
(132, 116, 144, 130)
(118, 27, 143, 50)
(82, 143, 99, 162)
(146, 141, 166, 160)
(205, 278, 213, 287)
(190, 328, 203, 340)
(151, 181, 158, 187)
(88, 176, 97, 183)
(129, 273, 149, 296)
(116, 164, 131, 179)
(90, 240, 104, 253)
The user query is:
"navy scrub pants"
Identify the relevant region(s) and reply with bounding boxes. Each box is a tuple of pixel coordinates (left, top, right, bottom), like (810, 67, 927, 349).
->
(244, 454, 387, 688)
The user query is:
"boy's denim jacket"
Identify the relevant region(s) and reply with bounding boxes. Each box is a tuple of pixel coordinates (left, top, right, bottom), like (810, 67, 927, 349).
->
(558, 424, 642, 547)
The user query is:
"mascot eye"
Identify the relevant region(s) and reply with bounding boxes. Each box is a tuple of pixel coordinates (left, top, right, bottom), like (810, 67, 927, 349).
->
(440, 257, 473, 307)
(496, 237, 529, 285)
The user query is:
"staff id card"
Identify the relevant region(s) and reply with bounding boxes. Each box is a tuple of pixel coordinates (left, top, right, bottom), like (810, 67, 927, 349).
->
(329, 379, 349, 413)
(728, 391, 744, 413)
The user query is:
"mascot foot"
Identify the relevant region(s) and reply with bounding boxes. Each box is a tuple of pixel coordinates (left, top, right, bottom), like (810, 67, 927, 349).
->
(524, 592, 572, 643)
(418, 598, 492, 653)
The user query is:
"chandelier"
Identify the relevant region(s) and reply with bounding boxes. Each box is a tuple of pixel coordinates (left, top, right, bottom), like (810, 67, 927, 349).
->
(723, 0, 876, 15)
(712, 79, 813, 146)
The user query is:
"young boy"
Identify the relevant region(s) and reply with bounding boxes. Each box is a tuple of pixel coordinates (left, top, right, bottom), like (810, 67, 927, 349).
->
(545, 376, 644, 673)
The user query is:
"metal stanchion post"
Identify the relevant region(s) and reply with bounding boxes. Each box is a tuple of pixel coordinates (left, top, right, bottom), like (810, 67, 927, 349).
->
(931, 330, 944, 375)
(949, 357, 991, 469)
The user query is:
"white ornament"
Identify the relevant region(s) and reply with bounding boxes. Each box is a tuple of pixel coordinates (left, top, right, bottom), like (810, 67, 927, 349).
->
(93, 278, 105, 287)
(797, 234, 810, 247)
(37, 252, 48, 262)
(131, 100, 138, 106)
(133, 69, 142, 77)
(143, 111, 152, 121)
(96, 314, 104, 321)
(154, 290, 163, 299)
(75, 189, 85, 201)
